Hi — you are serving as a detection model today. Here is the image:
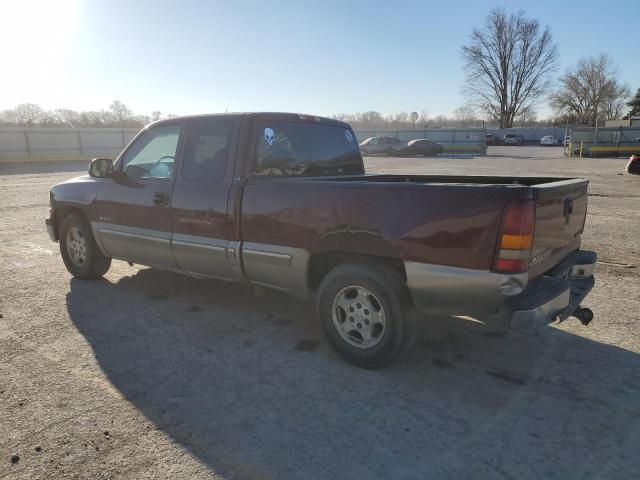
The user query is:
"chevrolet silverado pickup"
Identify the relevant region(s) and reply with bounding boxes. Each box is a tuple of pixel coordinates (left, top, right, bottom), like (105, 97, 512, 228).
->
(46, 113, 596, 368)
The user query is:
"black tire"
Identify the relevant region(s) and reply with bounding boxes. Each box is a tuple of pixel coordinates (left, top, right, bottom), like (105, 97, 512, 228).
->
(59, 213, 111, 279)
(316, 263, 416, 369)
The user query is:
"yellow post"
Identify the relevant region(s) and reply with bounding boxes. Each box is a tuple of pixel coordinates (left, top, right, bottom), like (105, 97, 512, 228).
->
(579, 142, 583, 158)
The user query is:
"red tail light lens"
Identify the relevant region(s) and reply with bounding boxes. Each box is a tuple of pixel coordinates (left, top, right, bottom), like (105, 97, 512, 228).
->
(493, 200, 535, 273)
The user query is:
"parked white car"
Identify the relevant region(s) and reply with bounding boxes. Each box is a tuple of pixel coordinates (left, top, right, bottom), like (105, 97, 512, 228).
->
(540, 135, 559, 146)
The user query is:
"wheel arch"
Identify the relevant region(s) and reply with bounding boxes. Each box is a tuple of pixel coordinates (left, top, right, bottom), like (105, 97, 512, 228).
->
(308, 251, 407, 293)
(54, 205, 89, 238)
(54, 205, 108, 257)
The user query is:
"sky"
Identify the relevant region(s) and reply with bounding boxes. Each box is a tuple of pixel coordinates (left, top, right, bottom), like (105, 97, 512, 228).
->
(1, 0, 639, 119)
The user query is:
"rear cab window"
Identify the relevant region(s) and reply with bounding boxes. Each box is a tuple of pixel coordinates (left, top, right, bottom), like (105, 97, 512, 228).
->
(253, 121, 363, 176)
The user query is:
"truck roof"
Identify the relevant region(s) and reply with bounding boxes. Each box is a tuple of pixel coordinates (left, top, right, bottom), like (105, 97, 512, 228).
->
(150, 112, 350, 129)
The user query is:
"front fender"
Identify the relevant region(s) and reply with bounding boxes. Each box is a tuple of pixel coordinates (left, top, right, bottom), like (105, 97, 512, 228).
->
(49, 175, 100, 233)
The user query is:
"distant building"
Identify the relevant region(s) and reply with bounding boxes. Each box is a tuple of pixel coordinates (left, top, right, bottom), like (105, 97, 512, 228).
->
(605, 116, 640, 128)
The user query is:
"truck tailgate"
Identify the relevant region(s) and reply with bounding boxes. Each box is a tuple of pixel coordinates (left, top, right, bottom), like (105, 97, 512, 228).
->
(529, 179, 589, 277)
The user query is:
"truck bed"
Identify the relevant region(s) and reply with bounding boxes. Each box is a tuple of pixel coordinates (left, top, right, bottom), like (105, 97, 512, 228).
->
(246, 174, 589, 280)
(308, 173, 583, 187)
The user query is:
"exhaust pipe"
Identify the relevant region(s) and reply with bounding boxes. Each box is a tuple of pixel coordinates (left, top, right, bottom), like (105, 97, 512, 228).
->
(571, 306, 594, 326)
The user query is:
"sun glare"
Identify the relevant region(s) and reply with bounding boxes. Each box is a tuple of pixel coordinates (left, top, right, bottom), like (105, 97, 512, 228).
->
(1, 0, 78, 105)
(1, 0, 78, 46)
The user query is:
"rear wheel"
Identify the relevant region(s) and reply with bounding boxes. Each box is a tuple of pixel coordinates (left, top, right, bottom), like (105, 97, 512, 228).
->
(59, 213, 111, 279)
(316, 263, 415, 368)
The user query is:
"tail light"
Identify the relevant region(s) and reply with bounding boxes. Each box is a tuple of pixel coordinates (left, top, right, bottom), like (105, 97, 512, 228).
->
(493, 200, 535, 273)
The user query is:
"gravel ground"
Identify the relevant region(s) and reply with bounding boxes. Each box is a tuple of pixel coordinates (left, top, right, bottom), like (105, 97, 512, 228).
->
(1, 146, 639, 479)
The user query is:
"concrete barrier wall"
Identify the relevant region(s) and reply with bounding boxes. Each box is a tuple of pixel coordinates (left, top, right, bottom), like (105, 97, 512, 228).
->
(0, 127, 139, 162)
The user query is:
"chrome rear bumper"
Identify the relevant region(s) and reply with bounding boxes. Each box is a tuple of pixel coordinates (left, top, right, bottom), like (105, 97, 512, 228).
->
(506, 250, 596, 329)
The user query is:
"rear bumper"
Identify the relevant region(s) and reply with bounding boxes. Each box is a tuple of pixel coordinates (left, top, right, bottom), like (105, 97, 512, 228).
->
(505, 250, 596, 328)
(404, 249, 596, 328)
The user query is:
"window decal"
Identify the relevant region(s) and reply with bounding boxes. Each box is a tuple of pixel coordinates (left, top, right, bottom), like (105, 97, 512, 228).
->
(264, 127, 275, 146)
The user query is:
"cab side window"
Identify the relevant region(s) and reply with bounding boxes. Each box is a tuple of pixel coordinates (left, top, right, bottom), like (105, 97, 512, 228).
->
(182, 118, 233, 182)
(121, 125, 181, 179)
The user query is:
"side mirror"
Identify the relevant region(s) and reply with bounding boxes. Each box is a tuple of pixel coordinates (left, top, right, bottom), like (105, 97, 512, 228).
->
(88, 158, 114, 178)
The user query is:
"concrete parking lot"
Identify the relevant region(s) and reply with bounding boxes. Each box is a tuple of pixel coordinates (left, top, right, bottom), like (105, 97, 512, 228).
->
(1, 146, 639, 479)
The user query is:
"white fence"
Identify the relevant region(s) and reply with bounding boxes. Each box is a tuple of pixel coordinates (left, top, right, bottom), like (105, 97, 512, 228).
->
(0, 127, 139, 161)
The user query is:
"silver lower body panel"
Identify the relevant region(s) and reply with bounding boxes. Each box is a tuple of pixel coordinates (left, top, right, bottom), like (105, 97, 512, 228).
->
(405, 250, 597, 329)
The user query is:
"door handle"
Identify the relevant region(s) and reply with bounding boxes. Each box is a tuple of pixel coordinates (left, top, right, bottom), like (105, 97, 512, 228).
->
(153, 192, 170, 206)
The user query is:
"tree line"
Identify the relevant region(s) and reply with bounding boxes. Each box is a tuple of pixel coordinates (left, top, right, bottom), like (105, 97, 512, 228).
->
(332, 107, 544, 130)
(0, 100, 172, 128)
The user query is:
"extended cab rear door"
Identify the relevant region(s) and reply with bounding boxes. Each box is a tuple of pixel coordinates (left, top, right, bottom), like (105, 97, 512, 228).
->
(169, 115, 244, 281)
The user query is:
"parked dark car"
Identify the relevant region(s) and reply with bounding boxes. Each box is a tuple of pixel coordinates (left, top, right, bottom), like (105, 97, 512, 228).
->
(46, 112, 597, 368)
(391, 139, 444, 156)
(503, 133, 525, 146)
(359, 136, 401, 155)
(485, 133, 498, 145)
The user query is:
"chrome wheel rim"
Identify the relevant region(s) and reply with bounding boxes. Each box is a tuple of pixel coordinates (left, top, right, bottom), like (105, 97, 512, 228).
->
(331, 285, 386, 349)
(66, 226, 87, 267)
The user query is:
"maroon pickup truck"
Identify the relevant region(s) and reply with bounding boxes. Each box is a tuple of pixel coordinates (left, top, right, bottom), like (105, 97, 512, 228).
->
(46, 113, 596, 368)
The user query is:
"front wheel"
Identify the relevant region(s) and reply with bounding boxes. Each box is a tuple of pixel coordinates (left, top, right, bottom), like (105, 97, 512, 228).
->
(59, 213, 111, 279)
(316, 263, 416, 369)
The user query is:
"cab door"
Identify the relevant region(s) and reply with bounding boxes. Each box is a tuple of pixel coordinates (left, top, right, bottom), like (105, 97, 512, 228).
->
(169, 116, 243, 281)
(94, 121, 183, 268)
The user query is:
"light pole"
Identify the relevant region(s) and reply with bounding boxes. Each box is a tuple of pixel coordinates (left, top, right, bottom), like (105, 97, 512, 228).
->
(410, 111, 418, 130)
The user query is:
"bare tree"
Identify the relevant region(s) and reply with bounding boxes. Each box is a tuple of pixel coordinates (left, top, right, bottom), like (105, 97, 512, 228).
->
(418, 109, 430, 128)
(109, 100, 132, 126)
(54, 109, 81, 127)
(550, 54, 631, 125)
(601, 88, 631, 121)
(513, 106, 538, 126)
(80, 111, 107, 127)
(151, 111, 162, 122)
(14, 103, 44, 126)
(453, 105, 478, 127)
(0, 109, 18, 125)
(39, 111, 62, 126)
(462, 8, 558, 128)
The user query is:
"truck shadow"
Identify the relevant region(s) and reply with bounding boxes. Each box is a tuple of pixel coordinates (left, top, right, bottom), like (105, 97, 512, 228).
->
(66, 268, 640, 479)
